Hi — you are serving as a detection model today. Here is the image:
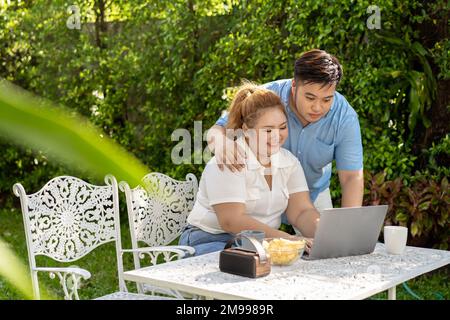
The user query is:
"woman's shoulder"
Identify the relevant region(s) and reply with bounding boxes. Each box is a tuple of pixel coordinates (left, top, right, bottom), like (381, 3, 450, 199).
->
(203, 156, 246, 177)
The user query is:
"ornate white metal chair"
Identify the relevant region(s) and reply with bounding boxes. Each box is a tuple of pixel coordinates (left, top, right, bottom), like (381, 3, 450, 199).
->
(12, 175, 177, 300)
(119, 173, 198, 298)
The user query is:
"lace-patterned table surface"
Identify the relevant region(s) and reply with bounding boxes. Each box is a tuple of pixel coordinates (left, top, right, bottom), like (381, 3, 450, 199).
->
(124, 244, 450, 300)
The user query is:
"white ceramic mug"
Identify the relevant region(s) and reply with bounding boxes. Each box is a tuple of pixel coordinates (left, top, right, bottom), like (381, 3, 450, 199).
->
(384, 226, 408, 255)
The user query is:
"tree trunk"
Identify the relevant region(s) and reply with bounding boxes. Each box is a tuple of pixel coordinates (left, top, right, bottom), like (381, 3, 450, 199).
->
(95, 0, 108, 49)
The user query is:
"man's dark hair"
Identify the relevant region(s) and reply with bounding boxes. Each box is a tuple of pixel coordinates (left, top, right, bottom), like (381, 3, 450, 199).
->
(294, 49, 343, 87)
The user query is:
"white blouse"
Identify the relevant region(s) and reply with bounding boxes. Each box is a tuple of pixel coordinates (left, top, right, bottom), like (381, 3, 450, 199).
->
(187, 137, 309, 234)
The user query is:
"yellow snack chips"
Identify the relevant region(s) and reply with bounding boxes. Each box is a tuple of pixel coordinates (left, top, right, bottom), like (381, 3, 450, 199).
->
(262, 238, 305, 265)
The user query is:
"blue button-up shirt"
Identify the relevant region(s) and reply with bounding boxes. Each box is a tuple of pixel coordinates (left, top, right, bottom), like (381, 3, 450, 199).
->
(215, 79, 363, 202)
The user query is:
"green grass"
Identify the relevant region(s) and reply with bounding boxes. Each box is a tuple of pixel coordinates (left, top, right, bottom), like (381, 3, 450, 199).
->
(1, 208, 448, 300)
(370, 269, 449, 300)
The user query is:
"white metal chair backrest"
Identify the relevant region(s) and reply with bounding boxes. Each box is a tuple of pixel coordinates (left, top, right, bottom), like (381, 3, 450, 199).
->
(120, 173, 198, 249)
(13, 175, 125, 299)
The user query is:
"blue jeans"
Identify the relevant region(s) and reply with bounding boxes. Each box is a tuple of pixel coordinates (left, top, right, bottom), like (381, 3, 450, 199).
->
(179, 225, 234, 256)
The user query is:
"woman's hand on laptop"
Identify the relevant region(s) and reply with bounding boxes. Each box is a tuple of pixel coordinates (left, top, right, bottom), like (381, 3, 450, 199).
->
(284, 235, 314, 254)
(304, 238, 314, 254)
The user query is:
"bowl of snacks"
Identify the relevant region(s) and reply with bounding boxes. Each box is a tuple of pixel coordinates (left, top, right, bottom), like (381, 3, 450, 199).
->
(262, 237, 306, 265)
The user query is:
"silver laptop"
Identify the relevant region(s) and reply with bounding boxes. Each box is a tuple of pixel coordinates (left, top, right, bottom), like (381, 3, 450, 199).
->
(303, 205, 388, 260)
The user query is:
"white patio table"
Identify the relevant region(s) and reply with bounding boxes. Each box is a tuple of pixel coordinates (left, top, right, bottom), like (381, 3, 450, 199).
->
(123, 243, 449, 300)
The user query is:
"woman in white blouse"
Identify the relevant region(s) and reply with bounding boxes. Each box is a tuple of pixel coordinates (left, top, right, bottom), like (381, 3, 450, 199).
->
(179, 82, 320, 255)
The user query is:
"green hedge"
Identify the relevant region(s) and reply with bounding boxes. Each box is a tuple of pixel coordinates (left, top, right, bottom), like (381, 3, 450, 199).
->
(1, 1, 448, 245)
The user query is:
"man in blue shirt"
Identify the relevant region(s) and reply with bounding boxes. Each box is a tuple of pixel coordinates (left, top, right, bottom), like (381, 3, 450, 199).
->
(207, 49, 364, 213)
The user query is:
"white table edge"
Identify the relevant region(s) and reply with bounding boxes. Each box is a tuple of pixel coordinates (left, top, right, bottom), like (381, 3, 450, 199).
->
(123, 271, 251, 300)
(348, 256, 450, 300)
(123, 250, 450, 300)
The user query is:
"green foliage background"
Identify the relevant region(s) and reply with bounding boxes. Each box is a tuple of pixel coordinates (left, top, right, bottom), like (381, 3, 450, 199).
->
(0, 0, 448, 247)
